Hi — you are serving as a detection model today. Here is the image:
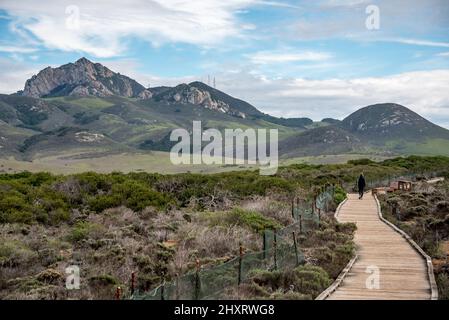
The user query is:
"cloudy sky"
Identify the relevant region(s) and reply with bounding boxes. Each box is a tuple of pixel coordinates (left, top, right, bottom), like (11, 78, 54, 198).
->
(1, 0, 449, 127)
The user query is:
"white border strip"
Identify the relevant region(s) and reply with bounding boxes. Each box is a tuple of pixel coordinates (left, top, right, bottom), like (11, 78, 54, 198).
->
(373, 194, 439, 300)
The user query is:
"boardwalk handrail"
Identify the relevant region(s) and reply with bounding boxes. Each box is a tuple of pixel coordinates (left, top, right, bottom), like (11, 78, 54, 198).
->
(373, 194, 439, 300)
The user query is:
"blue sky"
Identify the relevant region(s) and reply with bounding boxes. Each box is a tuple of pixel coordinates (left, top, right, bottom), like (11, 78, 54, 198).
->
(1, 0, 449, 127)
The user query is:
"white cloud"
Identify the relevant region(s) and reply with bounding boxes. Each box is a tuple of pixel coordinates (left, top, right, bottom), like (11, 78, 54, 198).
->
(0, 58, 46, 93)
(0, 0, 258, 57)
(248, 51, 332, 64)
(323, 0, 370, 7)
(437, 52, 449, 57)
(286, 0, 449, 42)
(102, 58, 448, 127)
(255, 1, 302, 9)
(211, 69, 449, 129)
(97, 58, 198, 88)
(1, 56, 449, 129)
(0, 45, 37, 53)
(385, 38, 449, 48)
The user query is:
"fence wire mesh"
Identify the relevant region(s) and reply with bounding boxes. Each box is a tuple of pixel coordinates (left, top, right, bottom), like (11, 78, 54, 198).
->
(132, 185, 335, 300)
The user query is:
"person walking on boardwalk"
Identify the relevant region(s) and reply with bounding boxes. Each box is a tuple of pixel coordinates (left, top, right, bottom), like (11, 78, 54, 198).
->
(357, 173, 366, 199)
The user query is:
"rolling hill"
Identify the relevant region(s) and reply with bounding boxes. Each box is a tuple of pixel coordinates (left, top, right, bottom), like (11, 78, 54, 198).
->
(280, 103, 449, 158)
(341, 103, 449, 141)
(0, 58, 303, 160)
(1, 57, 449, 169)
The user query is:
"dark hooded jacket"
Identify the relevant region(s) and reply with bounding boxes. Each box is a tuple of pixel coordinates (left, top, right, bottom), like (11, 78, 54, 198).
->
(358, 175, 366, 190)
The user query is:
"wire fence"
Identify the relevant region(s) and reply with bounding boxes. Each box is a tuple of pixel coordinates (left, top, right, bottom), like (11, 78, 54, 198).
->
(131, 185, 336, 300)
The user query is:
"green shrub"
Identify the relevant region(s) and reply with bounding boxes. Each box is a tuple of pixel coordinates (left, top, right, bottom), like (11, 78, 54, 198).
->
(250, 265, 332, 299)
(315, 228, 351, 244)
(335, 222, 357, 235)
(251, 269, 284, 289)
(311, 243, 355, 279)
(88, 181, 173, 213)
(271, 291, 310, 300)
(0, 194, 33, 224)
(225, 208, 281, 233)
(69, 221, 104, 243)
(137, 273, 160, 291)
(89, 274, 119, 286)
(48, 208, 71, 225)
(347, 158, 376, 166)
(333, 185, 346, 205)
(36, 268, 63, 284)
(0, 241, 38, 267)
(88, 194, 122, 213)
(437, 273, 449, 300)
(292, 265, 332, 297)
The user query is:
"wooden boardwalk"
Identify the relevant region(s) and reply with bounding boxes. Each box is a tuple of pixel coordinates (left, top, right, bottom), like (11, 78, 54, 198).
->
(326, 193, 433, 300)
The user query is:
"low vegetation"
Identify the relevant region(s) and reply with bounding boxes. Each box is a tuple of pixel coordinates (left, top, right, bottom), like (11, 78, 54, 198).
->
(226, 216, 356, 300)
(0, 156, 448, 299)
(379, 178, 449, 300)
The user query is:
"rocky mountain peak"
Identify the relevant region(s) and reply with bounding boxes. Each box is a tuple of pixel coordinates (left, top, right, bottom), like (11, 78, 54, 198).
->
(21, 57, 151, 99)
(153, 82, 247, 118)
(18, 58, 262, 119)
(75, 57, 92, 65)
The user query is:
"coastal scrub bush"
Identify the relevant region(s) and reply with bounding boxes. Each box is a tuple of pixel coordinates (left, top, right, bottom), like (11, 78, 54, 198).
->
(250, 265, 332, 299)
(207, 208, 281, 233)
(333, 185, 346, 205)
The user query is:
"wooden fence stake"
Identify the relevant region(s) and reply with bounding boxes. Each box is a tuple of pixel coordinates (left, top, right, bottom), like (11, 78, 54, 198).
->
(238, 243, 244, 285)
(263, 230, 267, 260)
(160, 280, 165, 300)
(318, 208, 321, 224)
(194, 259, 201, 300)
(273, 232, 278, 271)
(114, 286, 121, 300)
(291, 198, 295, 219)
(131, 272, 135, 296)
(175, 273, 180, 300)
(292, 231, 300, 266)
